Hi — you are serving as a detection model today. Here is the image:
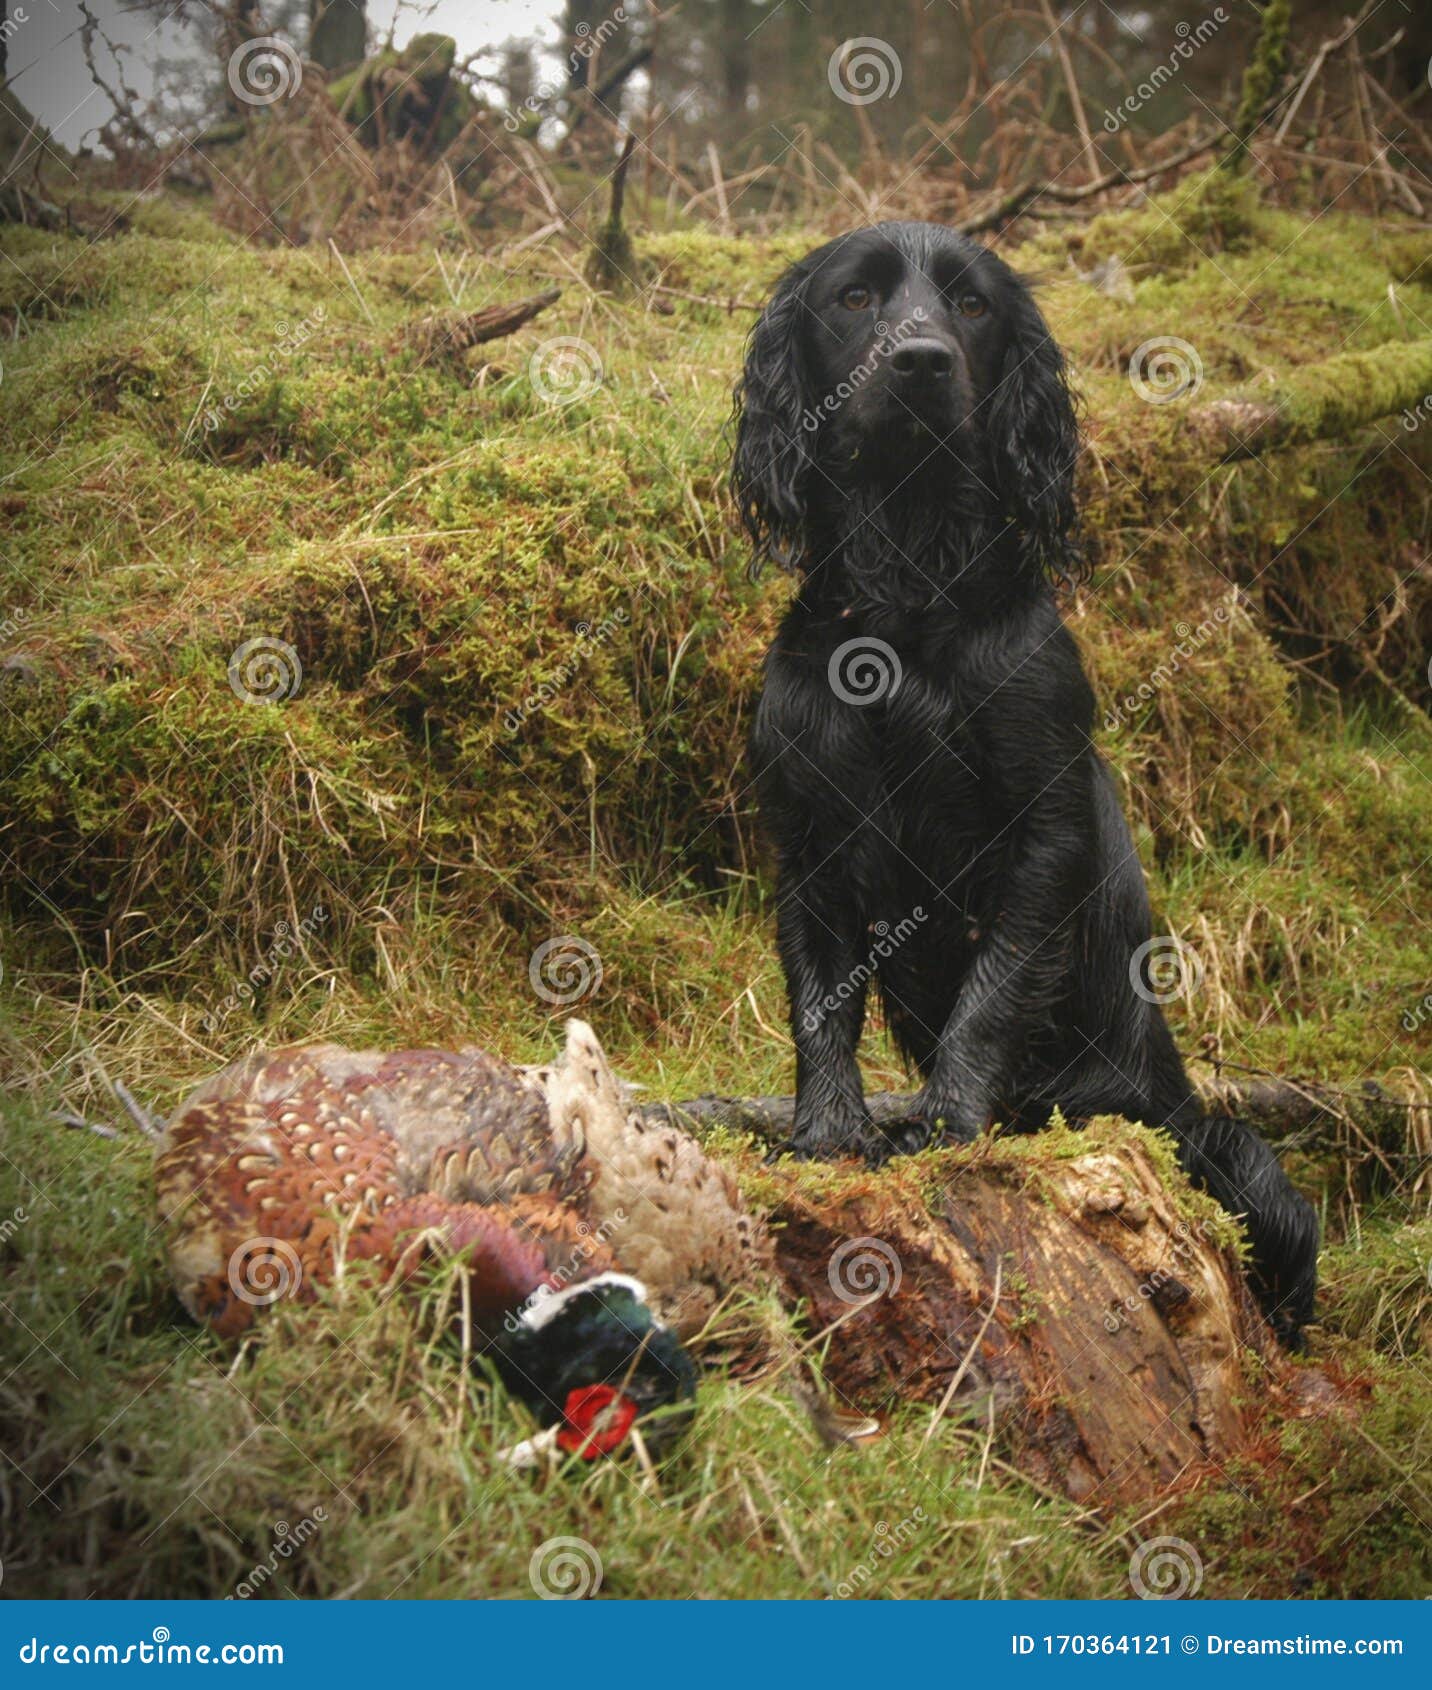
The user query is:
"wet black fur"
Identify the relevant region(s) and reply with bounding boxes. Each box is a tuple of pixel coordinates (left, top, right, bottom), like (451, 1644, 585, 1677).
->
(732, 221, 1318, 1342)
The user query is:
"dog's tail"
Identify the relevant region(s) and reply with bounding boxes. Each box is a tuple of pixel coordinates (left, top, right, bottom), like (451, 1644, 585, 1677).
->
(1172, 1113, 1319, 1348)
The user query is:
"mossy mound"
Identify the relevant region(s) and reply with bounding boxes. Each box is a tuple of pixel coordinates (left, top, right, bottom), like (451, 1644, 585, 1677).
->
(2, 170, 1430, 1604)
(2, 184, 1428, 1041)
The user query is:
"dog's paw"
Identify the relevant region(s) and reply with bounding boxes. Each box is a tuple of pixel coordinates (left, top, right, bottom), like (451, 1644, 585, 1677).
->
(867, 1113, 933, 1163)
(776, 1117, 881, 1164)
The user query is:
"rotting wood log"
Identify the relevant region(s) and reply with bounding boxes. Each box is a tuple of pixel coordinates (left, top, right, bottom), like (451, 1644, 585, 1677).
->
(749, 1131, 1287, 1506)
(642, 1084, 1385, 1501)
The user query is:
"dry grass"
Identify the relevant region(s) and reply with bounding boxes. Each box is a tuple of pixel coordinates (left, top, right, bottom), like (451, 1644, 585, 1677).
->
(1, 177, 1430, 1598)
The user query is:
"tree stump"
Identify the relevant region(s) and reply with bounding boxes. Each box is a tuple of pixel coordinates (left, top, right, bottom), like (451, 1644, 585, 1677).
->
(751, 1121, 1276, 1505)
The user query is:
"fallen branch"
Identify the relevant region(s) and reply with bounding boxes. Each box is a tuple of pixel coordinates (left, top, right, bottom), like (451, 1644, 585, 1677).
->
(952, 126, 1223, 235)
(399, 287, 561, 362)
(1188, 337, 1432, 460)
(644, 1070, 1427, 1160)
(649, 282, 762, 314)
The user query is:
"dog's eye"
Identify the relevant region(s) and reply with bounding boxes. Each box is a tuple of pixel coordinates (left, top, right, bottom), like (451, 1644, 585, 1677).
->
(956, 294, 987, 318)
(838, 285, 872, 311)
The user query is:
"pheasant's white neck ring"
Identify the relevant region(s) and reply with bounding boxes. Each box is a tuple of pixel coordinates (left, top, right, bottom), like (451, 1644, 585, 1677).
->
(518, 1272, 651, 1332)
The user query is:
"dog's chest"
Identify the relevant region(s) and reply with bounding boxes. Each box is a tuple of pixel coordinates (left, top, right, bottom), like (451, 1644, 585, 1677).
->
(872, 674, 990, 830)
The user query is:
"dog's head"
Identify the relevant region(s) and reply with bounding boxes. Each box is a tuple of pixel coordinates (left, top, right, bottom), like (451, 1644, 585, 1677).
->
(732, 221, 1080, 586)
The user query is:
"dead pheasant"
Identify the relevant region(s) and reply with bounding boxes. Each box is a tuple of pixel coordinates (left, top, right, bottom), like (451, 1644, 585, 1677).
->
(155, 1020, 770, 1457)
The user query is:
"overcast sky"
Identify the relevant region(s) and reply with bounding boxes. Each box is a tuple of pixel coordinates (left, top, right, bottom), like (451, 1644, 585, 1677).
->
(7, 1, 556, 150)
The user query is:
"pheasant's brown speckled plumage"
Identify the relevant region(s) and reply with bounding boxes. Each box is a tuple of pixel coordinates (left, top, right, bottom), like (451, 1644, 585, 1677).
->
(156, 1022, 769, 1339)
(529, 1021, 773, 1336)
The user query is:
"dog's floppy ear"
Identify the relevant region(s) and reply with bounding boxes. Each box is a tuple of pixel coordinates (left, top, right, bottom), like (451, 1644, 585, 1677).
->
(986, 281, 1084, 588)
(730, 273, 816, 571)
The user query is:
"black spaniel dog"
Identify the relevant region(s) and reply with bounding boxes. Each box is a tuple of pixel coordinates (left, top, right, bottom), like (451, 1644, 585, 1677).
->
(732, 221, 1317, 1343)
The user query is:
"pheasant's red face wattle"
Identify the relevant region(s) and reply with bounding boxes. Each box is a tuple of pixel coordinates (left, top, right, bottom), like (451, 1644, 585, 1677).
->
(555, 1384, 638, 1458)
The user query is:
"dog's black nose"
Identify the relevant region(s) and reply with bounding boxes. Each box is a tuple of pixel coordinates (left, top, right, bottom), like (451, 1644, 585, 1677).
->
(890, 338, 954, 379)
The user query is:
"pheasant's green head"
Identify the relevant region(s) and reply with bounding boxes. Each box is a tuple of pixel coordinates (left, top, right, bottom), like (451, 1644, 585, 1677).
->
(493, 1274, 696, 1460)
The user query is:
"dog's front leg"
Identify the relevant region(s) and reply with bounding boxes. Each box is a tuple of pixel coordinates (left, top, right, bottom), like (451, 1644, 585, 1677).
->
(777, 875, 875, 1160)
(917, 820, 1085, 1144)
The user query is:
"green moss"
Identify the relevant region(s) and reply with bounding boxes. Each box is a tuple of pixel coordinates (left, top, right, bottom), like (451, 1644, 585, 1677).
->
(328, 34, 474, 151)
(1223, 0, 1291, 172)
(2, 196, 1430, 1596)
